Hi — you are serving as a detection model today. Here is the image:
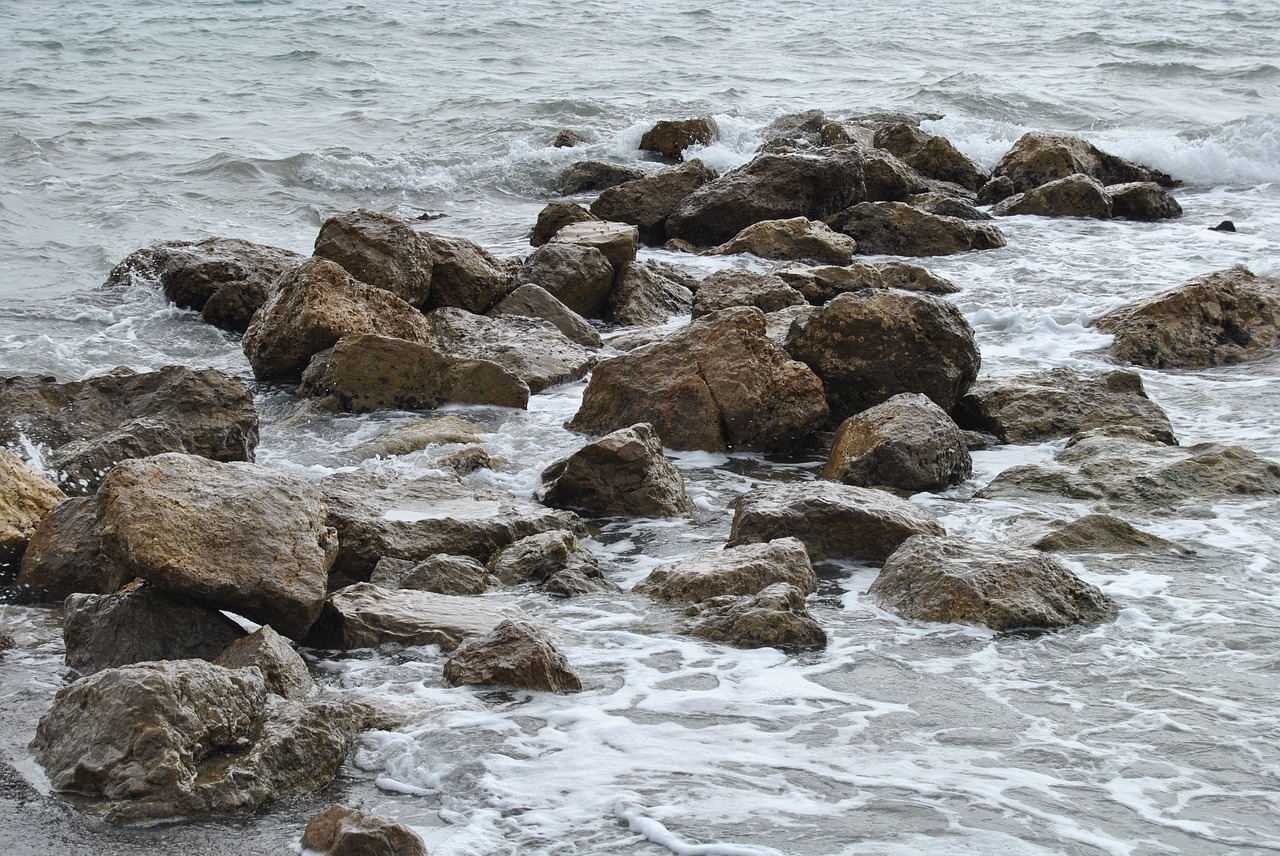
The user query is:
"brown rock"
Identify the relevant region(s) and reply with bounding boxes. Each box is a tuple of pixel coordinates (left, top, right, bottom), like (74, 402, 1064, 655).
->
(541, 423, 694, 518)
(640, 117, 717, 161)
(1106, 182, 1183, 221)
(305, 582, 524, 650)
(824, 393, 972, 492)
(692, 270, 806, 319)
(370, 553, 496, 596)
(489, 530, 610, 595)
(215, 625, 316, 701)
(550, 219, 639, 269)
(302, 804, 427, 856)
(907, 192, 992, 221)
(559, 160, 646, 195)
(0, 449, 64, 573)
(444, 618, 582, 693)
(758, 110, 828, 150)
(313, 209, 434, 309)
(993, 132, 1177, 193)
(530, 201, 599, 247)
(826, 201, 1007, 256)
(691, 582, 827, 650)
(590, 159, 718, 245)
(420, 231, 515, 313)
(992, 174, 1113, 218)
(977, 175, 1016, 206)
(607, 260, 695, 326)
(552, 129, 588, 148)
(873, 123, 991, 191)
(516, 241, 616, 319)
(633, 537, 815, 601)
(1032, 513, 1191, 555)
(15, 496, 130, 602)
(488, 283, 602, 347)
(708, 216, 857, 265)
(349, 416, 491, 460)
(423, 308, 592, 393)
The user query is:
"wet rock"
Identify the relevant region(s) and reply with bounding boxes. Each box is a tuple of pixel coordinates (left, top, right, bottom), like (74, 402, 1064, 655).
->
(423, 307, 592, 393)
(1209, 220, 1236, 233)
(763, 304, 821, 344)
(992, 174, 1113, 219)
(489, 283, 603, 348)
(633, 537, 816, 601)
(993, 132, 1177, 193)
(350, 415, 490, 461)
(824, 393, 972, 492)
(875, 260, 963, 295)
(550, 219, 640, 269)
(976, 175, 1016, 206)
(96, 453, 337, 640)
(1106, 182, 1183, 221)
(952, 367, 1176, 445)
(15, 496, 130, 602)
(691, 270, 807, 320)
(420, 231, 515, 314)
(444, 618, 582, 693)
(1093, 265, 1280, 368)
(436, 446, 495, 476)
(826, 201, 1007, 256)
(708, 216, 858, 265)
(304, 582, 524, 650)
(568, 307, 828, 452)
(104, 237, 305, 333)
(370, 553, 496, 596)
(489, 530, 612, 595)
(302, 804, 427, 856)
(872, 122, 991, 191)
(242, 257, 434, 382)
(312, 209, 434, 309)
(215, 625, 315, 701)
(0, 449, 64, 574)
(552, 129, 588, 148)
(298, 334, 530, 413)
(727, 480, 944, 563)
(1032, 513, 1191, 555)
(559, 160, 647, 194)
(607, 260, 695, 326)
(640, 117, 717, 161)
(907, 192, 992, 221)
(541, 423, 694, 518)
(860, 147, 928, 201)
(758, 110, 828, 150)
(516, 241, 616, 319)
(772, 261, 959, 304)
(590, 159, 719, 245)
(869, 534, 1118, 630)
(0, 366, 259, 495)
(785, 289, 981, 423)
(530, 201, 599, 246)
(691, 582, 827, 650)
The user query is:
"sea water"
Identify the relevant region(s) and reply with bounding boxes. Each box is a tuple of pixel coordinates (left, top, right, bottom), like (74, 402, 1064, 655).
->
(2, 1, 1280, 854)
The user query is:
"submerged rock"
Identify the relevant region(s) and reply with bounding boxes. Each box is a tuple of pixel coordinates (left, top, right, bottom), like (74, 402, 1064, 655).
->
(1032, 513, 1192, 555)
(302, 804, 428, 856)
(691, 582, 827, 651)
(0, 449, 64, 573)
(541, 423, 695, 518)
(312, 208, 434, 309)
(305, 582, 524, 650)
(444, 618, 583, 693)
(349, 416, 492, 460)
(824, 392, 972, 492)
(825, 201, 1007, 256)
(633, 537, 816, 602)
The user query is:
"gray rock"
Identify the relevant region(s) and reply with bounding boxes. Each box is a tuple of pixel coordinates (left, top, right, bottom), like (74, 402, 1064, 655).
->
(1106, 182, 1183, 221)
(423, 307, 592, 393)
(826, 201, 1007, 256)
(907, 192, 992, 221)
(304, 582, 525, 650)
(541, 423, 694, 518)
(607, 260, 694, 326)
(549, 219, 640, 270)
(312, 209, 434, 309)
(370, 553, 496, 596)
(489, 530, 611, 596)
(691, 582, 827, 650)
(824, 392, 972, 492)
(634, 537, 816, 601)
(214, 625, 315, 701)
(302, 804, 428, 856)
(489, 283, 603, 348)
(559, 160, 646, 195)
(444, 618, 582, 693)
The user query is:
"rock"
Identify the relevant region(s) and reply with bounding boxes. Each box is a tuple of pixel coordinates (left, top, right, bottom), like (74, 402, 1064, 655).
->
(444, 618, 582, 693)
(691, 582, 827, 650)
(304, 582, 524, 650)
(489, 530, 610, 595)
(0, 449, 64, 573)
(691, 270, 807, 319)
(993, 132, 1178, 194)
(516, 241, 616, 319)
(869, 535, 1118, 630)
(951, 367, 1176, 445)
(350, 416, 491, 460)
(758, 110, 828, 150)
(298, 334, 530, 413)
(872, 123, 991, 191)
(0, 633, 11, 657)
(772, 261, 959, 304)
(607, 260, 695, 325)
(63, 583, 247, 676)
(824, 393, 972, 492)
(552, 129, 588, 148)
(420, 231, 515, 314)
(1031, 514, 1191, 554)
(826, 201, 1007, 256)
(423, 307, 592, 393)
(242, 257, 434, 382)
(302, 804, 427, 856)
(634, 537, 816, 601)
(370, 553, 495, 596)
(436, 446, 495, 476)
(976, 175, 1016, 206)
(992, 174, 1113, 219)
(860, 147, 928, 201)
(568, 307, 828, 452)
(541, 423, 694, 518)
(312, 209, 434, 309)
(559, 161, 646, 195)
(1209, 220, 1236, 233)
(785, 289, 981, 423)
(764, 304, 821, 344)
(15, 496, 130, 602)
(907, 192, 992, 221)
(550, 220, 639, 269)
(875, 261, 963, 295)
(104, 237, 304, 333)
(489, 283, 603, 347)
(1106, 182, 1183, 221)
(1093, 265, 1280, 368)
(530, 201, 599, 247)
(590, 159, 718, 245)
(0, 366, 258, 495)
(96, 453, 337, 640)
(708, 217, 857, 265)
(215, 625, 315, 701)
(640, 117, 717, 161)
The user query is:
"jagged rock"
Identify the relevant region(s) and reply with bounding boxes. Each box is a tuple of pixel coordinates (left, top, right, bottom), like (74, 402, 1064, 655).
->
(952, 367, 1176, 445)
(727, 480, 944, 563)
(350, 416, 491, 460)
(489, 530, 611, 596)
(489, 283, 603, 347)
(0, 366, 258, 495)
(773, 261, 959, 304)
(1093, 265, 1280, 368)
(312, 209, 434, 309)
(444, 618, 582, 693)
(552, 129, 588, 148)
(370, 553, 496, 596)
(304, 582, 524, 650)
(634, 537, 815, 601)
(215, 625, 314, 701)
(63, 584, 247, 676)
(1032, 514, 1191, 554)
(423, 307, 592, 393)
(530, 201, 599, 246)
(15, 497, 130, 602)
(541, 423, 694, 518)
(873, 123, 991, 191)
(993, 132, 1177, 193)
(977, 175, 1016, 205)
(103, 237, 305, 333)
(870, 535, 1118, 630)
(992, 174, 1113, 218)
(691, 270, 807, 319)
(708, 217, 857, 265)
(764, 304, 821, 344)
(876, 261, 963, 295)
(96, 453, 337, 640)
(607, 260, 694, 325)
(1107, 182, 1183, 221)
(691, 582, 827, 650)
(569, 307, 828, 452)
(758, 110, 828, 150)
(640, 117, 717, 161)
(550, 219, 639, 269)
(516, 242, 616, 319)
(242, 257, 433, 382)
(420, 231, 515, 313)
(559, 160, 647, 194)
(824, 393, 972, 492)
(860, 147, 928, 202)
(0, 449, 64, 573)
(298, 334, 529, 413)
(826, 201, 1007, 256)
(590, 160, 718, 245)
(908, 192, 992, 221)
(785, 289, 981, 423)
(302, 804, 428, 856)
(436, 446, 495, 476)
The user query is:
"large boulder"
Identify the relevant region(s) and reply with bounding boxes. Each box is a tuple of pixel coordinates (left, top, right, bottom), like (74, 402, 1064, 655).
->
(215, 625, 315, 701)
(825, 201, 1007, 256)
(242, 257, 433, 382)
(993, 132, 1177, 193)
(824, 393, 972, 492)
(304, 582, 524, 650)
(104, 237, 304, 333)
(691, 270, 807, 320)
(992, 174, 1113, 219)
(516, 242, 616, 319)
(0, 449, 64, 573)
(559, 161, 646, 195)
(568, 307, 829, 452)
(1093, 265, 1280, 368)
(590, 160, 718, 245)
(872, 123, 990, 191)
(0, 366, 258, 495)
(785, 289, 981, 423)
(96, 453, 338, 640)
(951, 367, 1176, 445)
(640, 117, 717, 161)
(15, 496, 130, 602)
(420, 232, 515, 313)
(690, 582, 827, 650)
(633, 537, 816, 601)
(489, 529, 613, 596)
(869, 535, 1118, 630)
(1106, 182, 1182, 221)
(423, 307, 592, 393)
(302, 805, 428, 856)
(530, 201, 599, 246)
(773, 261, 960, 305)
(488, 283, 602, 348)
(312, 209, 434, 309)
(708, 217, 857, 265)
(541, 423, 695, 518)
(606, 261, 695, 326)
(727, 481, 944, 562)
(443, 618, 583, 693)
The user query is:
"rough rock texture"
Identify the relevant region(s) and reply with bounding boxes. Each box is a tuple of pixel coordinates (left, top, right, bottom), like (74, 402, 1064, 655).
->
(349, 416, 491, 460)
(633, 537, 816, 601)
(420, 231, 514, 314)
(691, 270, 807, 319)
(489, 530, 611, 596)
(423, 307, 592, 393)
(824, 393, 972, 492)
(992, 174, 1113, 219)
(907, 192, 992, 221)
(691, 582, 827, 650)
(1032, 514, 1190, 554)
(96, 453, 338, 640)
(993, 132, 1177, 193)
(977, 175, 1016, 206)
(0, 366, 259, 496)
(607, 261, 694, 326)
(785, 289, 981, 423)
(487, 285, 601, 349)
(590, 160, 718, 245)
(370, 553, 496, 596)
(952, 367, 1176, 445)
(640, 117, 717, 161)
(214, 625, 315, 701)
(727, 480, 944, 562)
(242, 257, 434, 382)
(1093, 266, 1280, 368)
(872, 123, 991, 191)
(569, 307, 829, 452)
(1106, 182, 1183, 221)
(541, 423, 694, 518)
(298, 334, 530, 412)
(304, 582, 524, 650)
(0, 449, 64, 572)
(869, 535, 1118, 630)
(549, 220, 640, 269)
(559, 160, 646, 195)
(709, 217, 857, 265)
(15, 496, 130, 602)
(444, 618, 582, 693)
(553, 129, 588, 148)
(530, 201, 599, 246)
(774, 261, 960, 304)
(312, 209, 434, 309)
(826, 201, 1007, 256)
(517, 242, 616, 319)
(104, 237, 305, 333)
(758, 110, 829, 150)
(302, 804, 428, 856)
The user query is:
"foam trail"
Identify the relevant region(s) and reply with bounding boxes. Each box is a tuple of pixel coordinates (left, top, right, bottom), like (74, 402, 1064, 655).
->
(615, 802, 786, 856)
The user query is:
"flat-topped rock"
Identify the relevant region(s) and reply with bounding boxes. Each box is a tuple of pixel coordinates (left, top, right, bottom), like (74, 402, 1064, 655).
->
(550, 220, 639, 269)
(708, 217, 857, 265)
(826, 201, 1007, 256)
(304, 582, 525, 650)
(634, 537, 816, 602)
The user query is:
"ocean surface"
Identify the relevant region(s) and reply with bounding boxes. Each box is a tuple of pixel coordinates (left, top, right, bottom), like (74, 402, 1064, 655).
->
(2, 1, 1280, 854)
